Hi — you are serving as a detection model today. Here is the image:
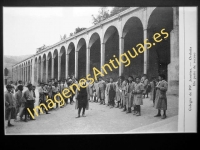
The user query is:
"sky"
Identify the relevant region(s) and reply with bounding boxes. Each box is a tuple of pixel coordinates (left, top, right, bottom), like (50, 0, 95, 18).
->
(3, 7, 113, 56)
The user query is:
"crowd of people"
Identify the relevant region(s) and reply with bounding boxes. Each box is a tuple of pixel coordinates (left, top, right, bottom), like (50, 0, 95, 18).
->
(5, 73, 168, 127)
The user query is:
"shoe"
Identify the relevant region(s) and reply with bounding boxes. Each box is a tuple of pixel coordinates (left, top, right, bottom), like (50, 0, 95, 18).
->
(46, 112, 50, 114)
(76, 116, 80, 118)
(136, 112, 141, 116)
(161, 115, 167, 119)
(154, 114, 161, 117)
(23, 119, 28, 122)
(30, 118, 36, 120)
(8, 123, 14, 127)
(133, 111, 137, 115)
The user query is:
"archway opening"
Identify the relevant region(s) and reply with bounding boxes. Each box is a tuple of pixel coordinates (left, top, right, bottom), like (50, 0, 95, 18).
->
(38, 56, 41, 83)
(60, 46, 66, 80)
(104, 26, 119, 81)
(147, 7, 173, 81)
(77, 38, 86, 79)
(68, 42, 75, 78)
(53, 50, 58, 80)
(123, 17, 144, 79)
(89, 33, 101, 75)
(42, 54, 46, 82)
(47, 52, 52, 81)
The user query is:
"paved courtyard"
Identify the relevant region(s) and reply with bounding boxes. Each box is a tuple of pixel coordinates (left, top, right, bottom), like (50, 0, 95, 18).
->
(5, 87, 179, 134)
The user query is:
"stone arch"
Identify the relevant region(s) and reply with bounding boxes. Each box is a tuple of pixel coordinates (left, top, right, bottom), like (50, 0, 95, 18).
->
(28, 60, 30, 83)
(60, 46, 66, 80)
(88, 32, 101, 75)
(47, 51, 52, 81)
(38, 55, 42, 83)
(147, 7, 173, 81)
(122, 16, 144, 79)
(34, 57, 38, 85)
(103, 25, 119, 80)
(77, 38, 86, 79)
(67, 42, 75, 78)
(53, 49, 58, 80)
(42, 53, 47, 82)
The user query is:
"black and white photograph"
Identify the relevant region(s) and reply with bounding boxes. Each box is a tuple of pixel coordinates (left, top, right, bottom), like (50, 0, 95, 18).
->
(3, 6, 197, 134)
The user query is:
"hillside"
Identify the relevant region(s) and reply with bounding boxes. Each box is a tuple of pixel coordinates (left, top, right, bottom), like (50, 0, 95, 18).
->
(4, 54, 33, 78)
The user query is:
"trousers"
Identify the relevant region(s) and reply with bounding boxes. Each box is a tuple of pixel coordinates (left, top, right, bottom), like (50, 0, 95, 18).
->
(78, 106, 86, 116)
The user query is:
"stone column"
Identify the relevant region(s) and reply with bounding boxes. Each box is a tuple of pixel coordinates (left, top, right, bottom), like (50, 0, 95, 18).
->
(37, 61, 40, 84)
(167, 7, 179, 95)
(23, 66, 25, 83)
(30, 64, 33, 84)
(58, 55, 61, 81)
(101, 43, 105, 73)
(46, 59, 49, 82)
(18, 66, 20, 81)
(86, 47, 90, 75)
(119, 37, 124, 76)
(143, 8, 148, 75)
(51, 57, 54, 79)
(32, 60, 35, 84)
(20, 67, 22, 82)
(41, 60, 44, 82)
(16, 67, 18, 81)
(143, 28, 148, 75)
(27, 65, 29, 82)
(24, 65, 26, 83)
(75, 51, 78, 79)
(65, 54, 69, 79)
(22, 66, 23, 81)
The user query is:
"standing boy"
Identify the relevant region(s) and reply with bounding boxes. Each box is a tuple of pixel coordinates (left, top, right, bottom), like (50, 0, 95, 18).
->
(154, 74, 168, 119)
(133, 77, 144, 116)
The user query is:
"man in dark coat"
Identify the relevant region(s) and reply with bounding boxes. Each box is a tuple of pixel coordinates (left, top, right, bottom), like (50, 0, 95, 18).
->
(23, 83, 35, 121)
(75, 78, 88, 118)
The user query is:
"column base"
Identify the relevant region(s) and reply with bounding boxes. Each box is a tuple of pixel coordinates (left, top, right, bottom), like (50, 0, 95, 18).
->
(167, 61, 179, 95)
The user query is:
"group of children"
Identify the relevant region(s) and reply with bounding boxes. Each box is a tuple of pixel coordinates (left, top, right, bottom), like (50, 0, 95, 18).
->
(5, 73, 168, 127)
(87, 74, 168, 119)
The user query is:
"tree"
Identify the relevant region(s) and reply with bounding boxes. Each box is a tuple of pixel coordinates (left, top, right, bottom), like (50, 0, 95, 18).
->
(69, 27, 86, 37)
(109, 7, 130, 17)
(69, 32, 74, 37)
(91, 7, 130, 25)
(4, 68, 9, 76)
(60, 34, 67, 40)
(74, 27, 86, 34)
(92, 7, 110, 25)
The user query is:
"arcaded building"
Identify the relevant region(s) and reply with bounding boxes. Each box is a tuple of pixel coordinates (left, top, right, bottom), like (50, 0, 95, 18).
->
(12, 7, 179, 95)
